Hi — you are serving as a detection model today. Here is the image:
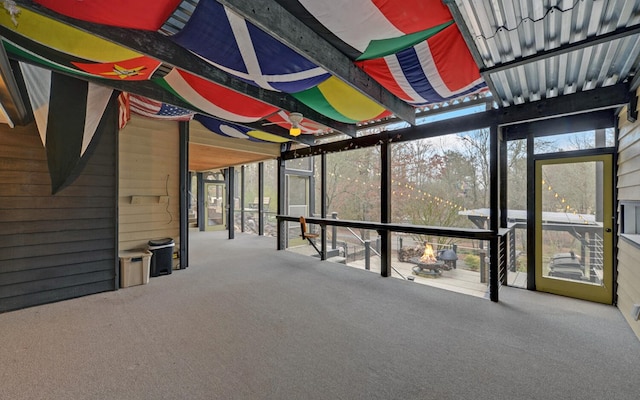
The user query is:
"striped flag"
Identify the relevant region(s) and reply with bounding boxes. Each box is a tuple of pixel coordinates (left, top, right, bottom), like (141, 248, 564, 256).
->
(20, 62, 116, 194)
(356, 24, 486, 105)
(278, 0, 486, 104)
(281, 0, 454, 60)
(157, 68, 278, 123)
(129, 94, 194, 121)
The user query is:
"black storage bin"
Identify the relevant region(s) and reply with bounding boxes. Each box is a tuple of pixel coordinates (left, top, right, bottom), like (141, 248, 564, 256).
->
(148, 238, 175, 277)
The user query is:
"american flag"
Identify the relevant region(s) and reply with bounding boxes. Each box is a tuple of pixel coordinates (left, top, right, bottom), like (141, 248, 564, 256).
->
(129, 94, 194, 121)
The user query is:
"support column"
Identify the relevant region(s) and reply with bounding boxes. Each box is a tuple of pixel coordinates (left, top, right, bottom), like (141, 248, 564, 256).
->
(197, 172, 204, 232)
(526, 134, 536, 290)
(320, 153, 327, 260)
(227, 167, 235, 240)
(258, 162, 264, 236)
(240, 165, 245, 232)
(380, 141, 391, 277)
(277, 157, 286, 250)
(489, 124, 500, 301)
(178, 121, 189, 269)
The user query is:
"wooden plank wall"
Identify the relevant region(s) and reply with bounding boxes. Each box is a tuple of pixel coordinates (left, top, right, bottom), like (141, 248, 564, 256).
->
(0, 121, 117, 312)
(119, 115, 180, 265)
(616, 90, 640, 339)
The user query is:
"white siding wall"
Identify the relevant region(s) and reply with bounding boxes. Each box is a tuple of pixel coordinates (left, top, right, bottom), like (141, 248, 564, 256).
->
(616, 90, 640, 340)
(118, 115, 180, 265)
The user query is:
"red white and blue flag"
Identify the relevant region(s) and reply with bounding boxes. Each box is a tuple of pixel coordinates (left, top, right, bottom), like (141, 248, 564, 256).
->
(129, 94, 194, 121)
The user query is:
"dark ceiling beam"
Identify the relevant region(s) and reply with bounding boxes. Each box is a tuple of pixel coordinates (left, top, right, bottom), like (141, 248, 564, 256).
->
(14, 0, 355, 137)
(217, 0, 416, 125)
(282, 111, 497, 160)
(481, 24, 640, 76)
(496, 83, 630, 126)
(502, 109, 615, 140)
(443, 0, 503, 106)
(284, 83, 629, 159)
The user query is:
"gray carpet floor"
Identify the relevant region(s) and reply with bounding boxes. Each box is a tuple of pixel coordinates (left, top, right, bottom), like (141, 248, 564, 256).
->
(1, 230, 639, 400)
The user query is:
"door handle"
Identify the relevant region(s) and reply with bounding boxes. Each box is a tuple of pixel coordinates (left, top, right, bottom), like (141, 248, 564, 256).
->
(605, 228, 612, 232)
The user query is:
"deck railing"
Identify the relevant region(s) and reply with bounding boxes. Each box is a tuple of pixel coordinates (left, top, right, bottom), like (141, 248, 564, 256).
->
(277, 214, 507, 301)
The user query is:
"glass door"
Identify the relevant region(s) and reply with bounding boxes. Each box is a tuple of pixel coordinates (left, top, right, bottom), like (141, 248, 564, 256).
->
(205, 182, 226, 231)
(535, 155, 613, 303)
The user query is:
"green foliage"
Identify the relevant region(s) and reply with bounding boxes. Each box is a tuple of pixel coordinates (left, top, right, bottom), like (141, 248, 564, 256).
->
(464, 254, 480, 271)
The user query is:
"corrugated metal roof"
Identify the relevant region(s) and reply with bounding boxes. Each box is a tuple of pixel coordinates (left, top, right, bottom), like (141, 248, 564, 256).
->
(451, 0, 640, 106)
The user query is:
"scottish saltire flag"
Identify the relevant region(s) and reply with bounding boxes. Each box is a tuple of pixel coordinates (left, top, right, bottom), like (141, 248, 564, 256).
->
(130, 94, 194, 121)
(356, 25, 486, 105)
(20, 62, 115, 194)
(33, 0, 183, 30)
(156, 68, 278, 123)
(194, 115, 289, 143)
(169, 0, 330, 93)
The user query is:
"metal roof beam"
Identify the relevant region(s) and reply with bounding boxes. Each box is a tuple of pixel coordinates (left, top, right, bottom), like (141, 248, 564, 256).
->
(482, 24, 640, 76)
(14, 0, 355, 138)
(217, 0, 416, 125)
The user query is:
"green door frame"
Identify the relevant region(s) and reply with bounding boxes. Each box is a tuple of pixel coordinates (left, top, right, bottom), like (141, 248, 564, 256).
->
(534, 154, 614, 303)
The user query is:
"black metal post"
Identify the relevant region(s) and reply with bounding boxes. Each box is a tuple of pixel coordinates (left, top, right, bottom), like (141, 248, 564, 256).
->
(178, 121, 189, 268)
(380, 141, 391, 277)
(489, 236, 500, 302)
(277, 157, 286, 250)
(320, 153, 327, 260)
(499, 127, 508, 229)
(489, 124, 500, 301)
(526, 134, 536, 290)
(197, 172, 204, 232)
(240, 165, 245, 232)
(258, 162, 264, 236)
(364, 240, 371, 270)
(331, 212, 338, 249)
(227, 167, 235, 240)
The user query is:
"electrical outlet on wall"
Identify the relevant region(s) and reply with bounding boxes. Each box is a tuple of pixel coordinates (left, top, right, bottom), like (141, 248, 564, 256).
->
(632, 304, 640, 321)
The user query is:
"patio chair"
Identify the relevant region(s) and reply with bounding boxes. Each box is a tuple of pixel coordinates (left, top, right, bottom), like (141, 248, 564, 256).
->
(299, 216, 321, 256)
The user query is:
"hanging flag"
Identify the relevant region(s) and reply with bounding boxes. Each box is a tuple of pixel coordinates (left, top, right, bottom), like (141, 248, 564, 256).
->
(156, 68, 278, 123)
(72, 56, 162, 81)
(194, 115, 289, 143)
(278, 0, 454, 59)
(118, 92, 131, 129)
(0, 7, 161, 81)
(356, 24, 486, 105)
(20, 62, 115, 194)
(129, 94, 194, 121)
(33, 0, 183, 31)
(169, 0, 330, 93)
(291, 76, 391, 123)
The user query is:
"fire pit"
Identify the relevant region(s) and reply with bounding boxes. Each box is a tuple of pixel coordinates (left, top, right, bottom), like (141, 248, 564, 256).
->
(410, 243, 445, 278)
